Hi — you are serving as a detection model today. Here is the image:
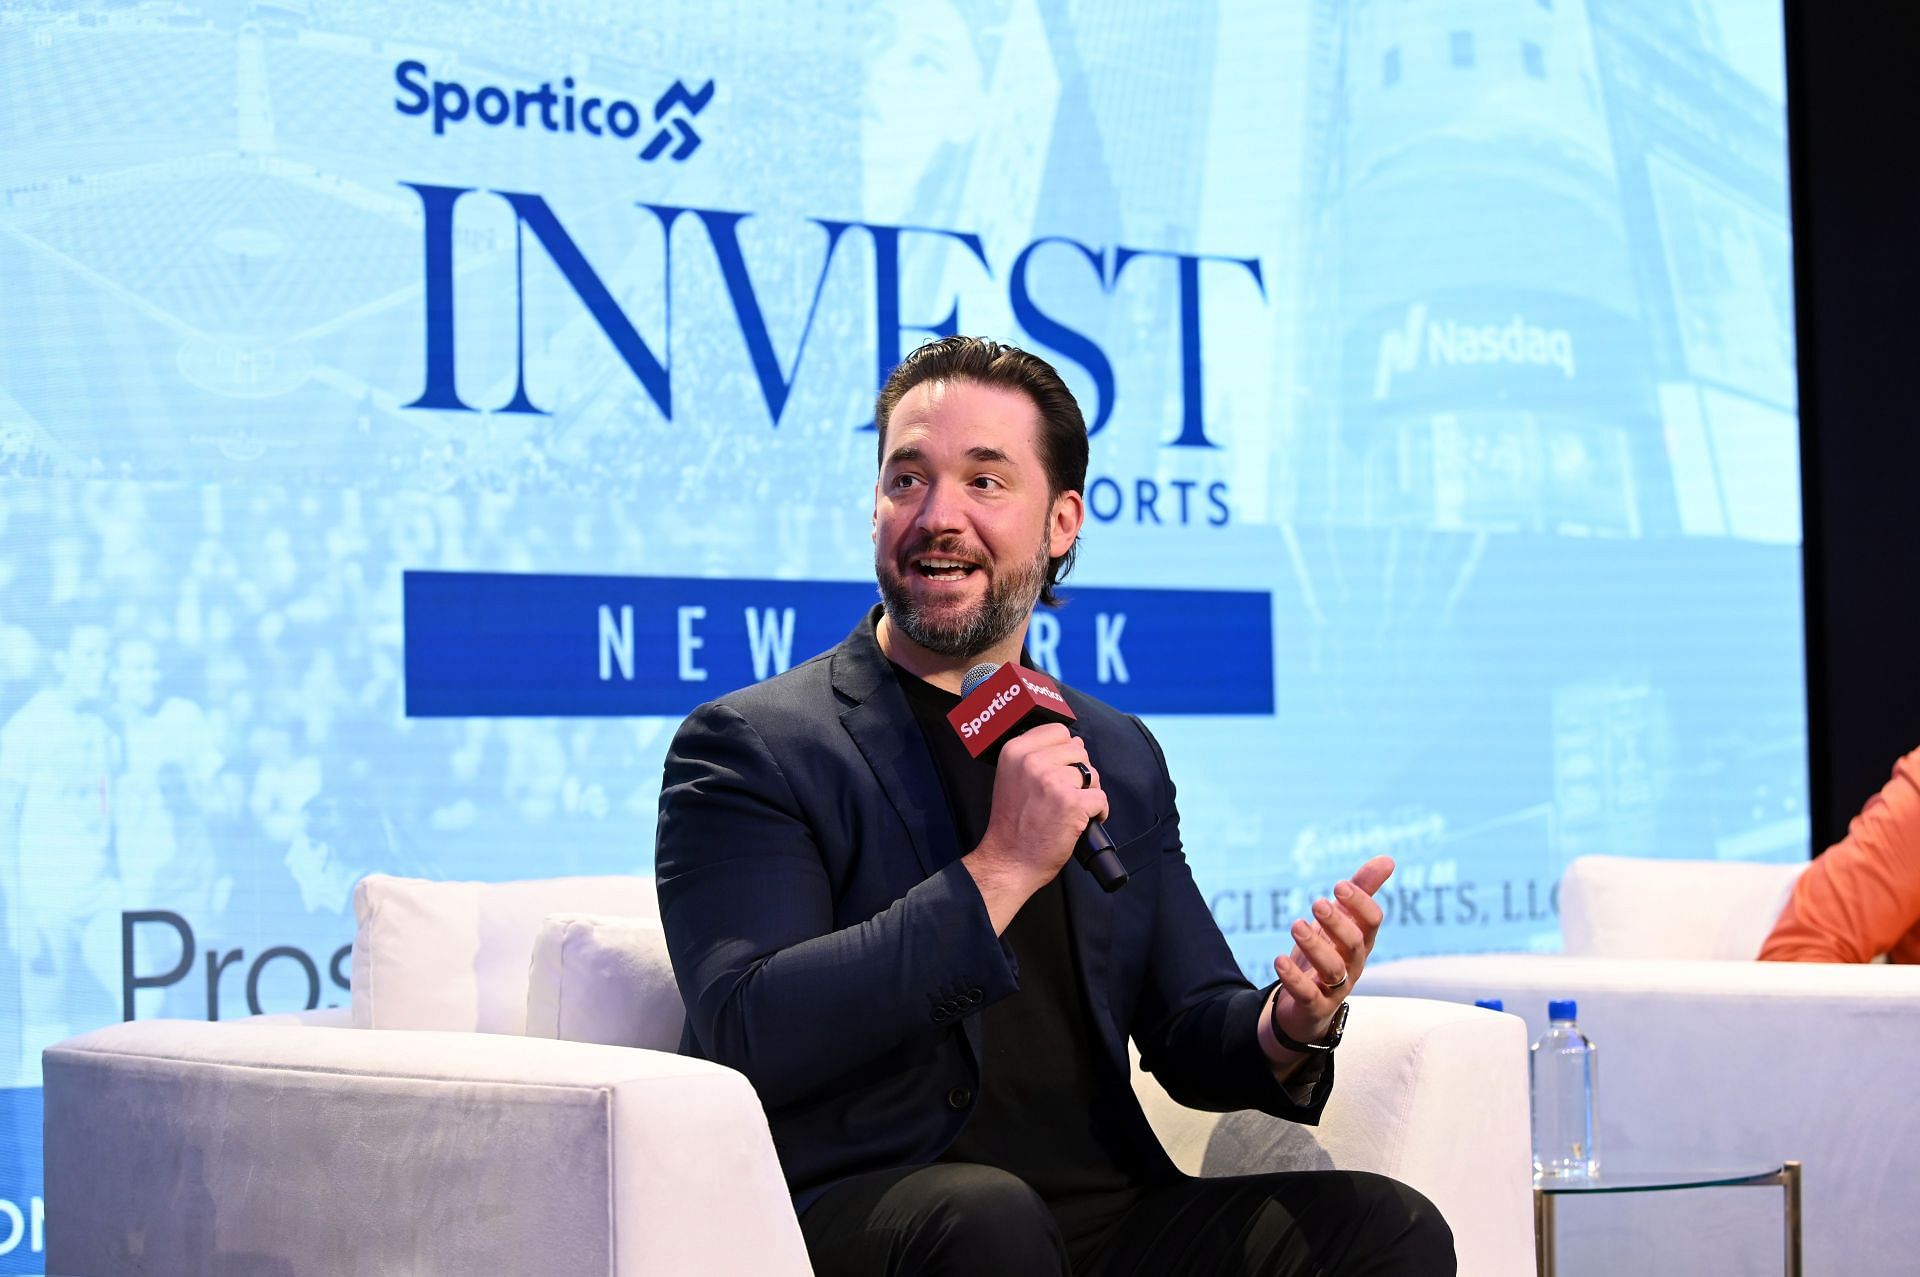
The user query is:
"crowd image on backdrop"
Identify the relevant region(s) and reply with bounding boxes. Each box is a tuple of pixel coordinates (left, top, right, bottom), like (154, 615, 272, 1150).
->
(0, 480, 681, 1086)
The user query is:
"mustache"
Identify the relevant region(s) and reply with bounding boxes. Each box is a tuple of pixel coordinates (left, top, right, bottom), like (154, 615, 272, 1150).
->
(898, 536, 987, 568)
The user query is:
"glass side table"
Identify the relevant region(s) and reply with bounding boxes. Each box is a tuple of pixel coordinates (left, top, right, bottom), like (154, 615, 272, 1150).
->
(1533, 1162, 1802, 1277)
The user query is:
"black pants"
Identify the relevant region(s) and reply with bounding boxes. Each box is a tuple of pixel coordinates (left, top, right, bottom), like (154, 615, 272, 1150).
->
(798, 1162, 1456, 1277)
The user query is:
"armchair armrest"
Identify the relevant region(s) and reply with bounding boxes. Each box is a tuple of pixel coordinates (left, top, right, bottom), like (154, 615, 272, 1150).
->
(45, 1020, 810, 1277)
(1132, 994, 1532, 1277)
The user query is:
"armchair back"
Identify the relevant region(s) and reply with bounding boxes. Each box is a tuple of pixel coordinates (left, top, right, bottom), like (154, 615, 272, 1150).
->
(350, 872, 660, 1033)
(1558, 855, 1803, 960)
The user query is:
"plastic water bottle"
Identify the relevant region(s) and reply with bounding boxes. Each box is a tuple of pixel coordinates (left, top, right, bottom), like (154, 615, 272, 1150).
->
(1530, 999, 1598, 1180)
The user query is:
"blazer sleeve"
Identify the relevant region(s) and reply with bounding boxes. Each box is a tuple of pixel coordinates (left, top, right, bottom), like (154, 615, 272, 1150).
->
(655, 699, 1019, 1110)
(1124, 716, 1335, 1124)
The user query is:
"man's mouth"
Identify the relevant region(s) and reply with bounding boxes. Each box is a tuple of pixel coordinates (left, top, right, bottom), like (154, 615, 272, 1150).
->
(911, 556, 981, 582)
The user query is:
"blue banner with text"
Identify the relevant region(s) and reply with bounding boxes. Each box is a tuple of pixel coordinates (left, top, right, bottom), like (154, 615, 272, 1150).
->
(403, 571, 1273, 717)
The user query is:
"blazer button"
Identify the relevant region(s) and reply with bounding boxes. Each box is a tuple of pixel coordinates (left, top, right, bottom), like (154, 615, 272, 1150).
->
(946, 1087, 972, 1110)
(931, 1007, 949, 1023)
(967, 988, 984, 1004)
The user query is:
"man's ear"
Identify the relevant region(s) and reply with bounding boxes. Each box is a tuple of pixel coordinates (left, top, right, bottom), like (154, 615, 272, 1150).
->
(1048, 489, 1085, 559)
(871, 482, 880, 543)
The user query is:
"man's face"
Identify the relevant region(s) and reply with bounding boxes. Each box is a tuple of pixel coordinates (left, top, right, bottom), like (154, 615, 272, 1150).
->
(112, 639, 160, 711)
(873, 379, 1082, 661)
(59, 626, 110, 702)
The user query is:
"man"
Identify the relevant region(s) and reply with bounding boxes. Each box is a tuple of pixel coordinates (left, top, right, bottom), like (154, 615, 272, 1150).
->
(110, 635, 230, 1019)
(656, 337, 1452, 1275)
(1760, 746, 1920, 964)
(110, 638, 227, 907)
(0, 621, 119, 1083)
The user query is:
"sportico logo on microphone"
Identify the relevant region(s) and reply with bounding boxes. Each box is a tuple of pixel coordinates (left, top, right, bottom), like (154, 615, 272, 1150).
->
(959, 682, 1024, 739)
(392, 60, 715, 162)
(1019, 674, 1068, 707)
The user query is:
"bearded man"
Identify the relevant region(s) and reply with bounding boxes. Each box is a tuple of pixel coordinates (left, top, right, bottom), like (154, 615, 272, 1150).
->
(655, 337, 1453, 1276)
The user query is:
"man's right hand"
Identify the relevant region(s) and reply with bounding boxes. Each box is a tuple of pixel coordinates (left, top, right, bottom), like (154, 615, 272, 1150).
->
(962, 724, 1108, 933)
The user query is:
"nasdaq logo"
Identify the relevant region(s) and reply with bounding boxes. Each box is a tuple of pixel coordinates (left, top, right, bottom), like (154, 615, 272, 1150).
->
(393, 61, 714, 163)
(1374, 302, 1576, 399)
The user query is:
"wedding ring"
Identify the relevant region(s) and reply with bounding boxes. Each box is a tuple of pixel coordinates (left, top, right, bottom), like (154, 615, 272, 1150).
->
(1316, 970, 1349, 993)
(1072, 761, 1093, 789)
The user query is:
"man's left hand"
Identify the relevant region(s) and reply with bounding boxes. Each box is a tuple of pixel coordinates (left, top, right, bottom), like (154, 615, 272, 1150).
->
(1258, 855, 1393, 1069)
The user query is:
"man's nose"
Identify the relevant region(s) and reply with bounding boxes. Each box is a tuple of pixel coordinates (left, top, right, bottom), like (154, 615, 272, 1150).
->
(915, 478, 966, 535)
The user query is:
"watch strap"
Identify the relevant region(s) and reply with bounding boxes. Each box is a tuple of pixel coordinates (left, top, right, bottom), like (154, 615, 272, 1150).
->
(1270, 997, 1348, 1054)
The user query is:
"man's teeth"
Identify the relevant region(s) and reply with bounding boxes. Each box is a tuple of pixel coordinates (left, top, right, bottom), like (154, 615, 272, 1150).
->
(916, 558, 976, 578)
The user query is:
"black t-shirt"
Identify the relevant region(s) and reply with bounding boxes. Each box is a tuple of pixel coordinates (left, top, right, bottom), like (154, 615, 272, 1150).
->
(892, 663, 1168, 1240)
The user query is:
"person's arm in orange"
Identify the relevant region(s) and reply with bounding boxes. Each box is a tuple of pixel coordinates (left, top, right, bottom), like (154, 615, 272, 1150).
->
(1760, 748, 1920, 963)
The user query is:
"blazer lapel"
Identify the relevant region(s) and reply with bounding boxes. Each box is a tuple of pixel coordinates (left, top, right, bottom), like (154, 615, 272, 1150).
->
(831, 608, 962, 879)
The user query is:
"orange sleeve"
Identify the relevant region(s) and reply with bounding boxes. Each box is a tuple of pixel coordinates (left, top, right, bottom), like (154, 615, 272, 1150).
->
(1760, 748, 1920, 963)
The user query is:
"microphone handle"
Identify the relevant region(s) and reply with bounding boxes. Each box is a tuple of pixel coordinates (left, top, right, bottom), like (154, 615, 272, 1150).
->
(1075, 819, 1129, 893)
(1058, 724, 1128, 892)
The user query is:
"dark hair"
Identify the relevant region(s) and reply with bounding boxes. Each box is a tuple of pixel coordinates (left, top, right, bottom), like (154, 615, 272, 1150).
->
(873, 336, 1088, 606)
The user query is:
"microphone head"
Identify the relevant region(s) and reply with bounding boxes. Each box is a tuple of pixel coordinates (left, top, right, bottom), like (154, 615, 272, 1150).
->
(946, 662, 1076, 760)
(960, 662, 999, 697)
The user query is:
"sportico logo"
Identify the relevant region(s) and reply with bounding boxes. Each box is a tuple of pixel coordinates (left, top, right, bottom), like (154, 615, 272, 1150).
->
(393, 61, 714, 162)
(959, 683, 1024, 739)
(1019, 673, 1068, 706)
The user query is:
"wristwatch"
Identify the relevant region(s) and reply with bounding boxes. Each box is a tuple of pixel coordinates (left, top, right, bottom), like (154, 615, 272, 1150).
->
(1270, 998, 1349, 1054)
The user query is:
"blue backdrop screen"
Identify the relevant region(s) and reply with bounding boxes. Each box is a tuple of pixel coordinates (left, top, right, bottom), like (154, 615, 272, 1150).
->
(0, 0, 1799, 1258)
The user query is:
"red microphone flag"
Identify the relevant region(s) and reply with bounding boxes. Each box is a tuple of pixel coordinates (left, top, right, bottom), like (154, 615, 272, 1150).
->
(945, 663, 1076, 761)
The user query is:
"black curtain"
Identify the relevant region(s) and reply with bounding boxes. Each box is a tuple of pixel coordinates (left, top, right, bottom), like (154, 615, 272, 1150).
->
(1789, 1, 1920, 848)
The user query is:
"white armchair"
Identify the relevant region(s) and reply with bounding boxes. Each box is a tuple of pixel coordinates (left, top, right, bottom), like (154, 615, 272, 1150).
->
(46, 874, 1535, 1275)
(1366, 854, 1920, 1277)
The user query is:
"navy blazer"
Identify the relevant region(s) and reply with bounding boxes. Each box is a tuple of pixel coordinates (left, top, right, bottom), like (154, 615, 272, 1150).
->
(655, 607, 1330, 1206)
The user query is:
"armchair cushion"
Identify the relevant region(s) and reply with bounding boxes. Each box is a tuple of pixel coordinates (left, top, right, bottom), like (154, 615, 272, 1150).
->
(350, 873, 659, 1033)
(525, 911, 684, 1051)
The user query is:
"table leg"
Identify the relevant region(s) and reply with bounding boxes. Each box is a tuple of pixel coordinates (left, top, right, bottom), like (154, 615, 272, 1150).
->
(1534, 1186, 1555, 1277)
(1783, 1160, 1802, 1277)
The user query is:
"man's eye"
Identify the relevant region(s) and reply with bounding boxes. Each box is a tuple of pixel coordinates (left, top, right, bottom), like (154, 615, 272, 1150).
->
(890, 474, 919, 489)
(971, 476, 1002, 490)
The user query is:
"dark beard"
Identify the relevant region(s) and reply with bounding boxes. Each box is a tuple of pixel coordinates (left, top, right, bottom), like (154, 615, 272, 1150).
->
(876, 534, 1049, 661)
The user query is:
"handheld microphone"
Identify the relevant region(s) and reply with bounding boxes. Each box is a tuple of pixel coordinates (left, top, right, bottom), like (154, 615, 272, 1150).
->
(947, 662, 1128, 893)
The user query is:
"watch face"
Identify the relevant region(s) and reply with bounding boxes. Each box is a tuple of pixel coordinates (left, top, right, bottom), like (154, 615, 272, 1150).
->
(1325, 1001, 1350, 1044)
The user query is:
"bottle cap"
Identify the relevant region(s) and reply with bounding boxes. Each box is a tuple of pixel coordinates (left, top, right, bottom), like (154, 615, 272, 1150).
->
(1549, 999, 1577, 1021)
(1474, 999, 1504, 1012)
